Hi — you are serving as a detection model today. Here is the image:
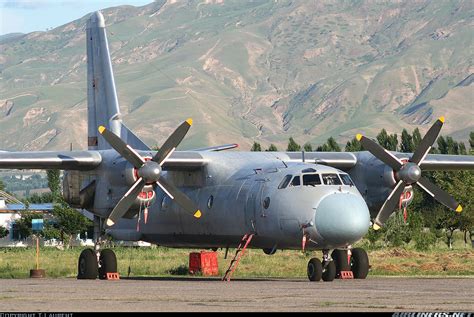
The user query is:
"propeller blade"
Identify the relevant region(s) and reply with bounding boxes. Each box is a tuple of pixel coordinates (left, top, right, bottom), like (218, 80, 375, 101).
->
(156, 177, 201, 219)
(417, 176, 462, 212)
(98, 126, 144, 169)
(410, 117, 444, 165)
(373, 180, 406, 230)
(106, 177, 146, 226)
(153, 119, 193, 165)
(357, 134, 403, 171)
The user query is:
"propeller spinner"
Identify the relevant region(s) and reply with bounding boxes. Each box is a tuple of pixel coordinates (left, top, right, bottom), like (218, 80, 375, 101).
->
(98, 119, 201, 226)
(357, 116, 462, 230)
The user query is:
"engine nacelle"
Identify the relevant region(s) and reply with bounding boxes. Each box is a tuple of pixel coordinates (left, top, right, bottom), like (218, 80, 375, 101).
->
(63, 170, 97, 209)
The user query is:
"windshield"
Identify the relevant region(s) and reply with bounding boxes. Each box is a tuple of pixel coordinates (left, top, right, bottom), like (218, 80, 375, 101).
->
(290, 175, 301, 187)
(278, 175, 292, 189)
(303, 174, 322, 186)
(340, 174, 354, 186)
(321, 173, 342, 185)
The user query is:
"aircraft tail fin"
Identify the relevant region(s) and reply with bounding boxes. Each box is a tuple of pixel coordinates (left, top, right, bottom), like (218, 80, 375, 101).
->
(86, 11, 149, 151)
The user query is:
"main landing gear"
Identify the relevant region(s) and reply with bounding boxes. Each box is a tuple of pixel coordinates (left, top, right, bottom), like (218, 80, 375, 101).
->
(77, 248, 118, 280)
(77, 216, 118, 280)
(307, 248, 369, 281)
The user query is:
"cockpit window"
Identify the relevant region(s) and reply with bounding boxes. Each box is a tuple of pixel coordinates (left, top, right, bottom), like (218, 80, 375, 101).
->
(303, 174, 321, 186)
(302, 168, 317, 173)
(340, 174, 354, 186)
(321, 173, 342, 185)
(278, 175, 293, 189)
(290, 175, 301, 187)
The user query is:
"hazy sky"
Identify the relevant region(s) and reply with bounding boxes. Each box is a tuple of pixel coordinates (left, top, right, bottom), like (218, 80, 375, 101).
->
(0, 0, 152, 35)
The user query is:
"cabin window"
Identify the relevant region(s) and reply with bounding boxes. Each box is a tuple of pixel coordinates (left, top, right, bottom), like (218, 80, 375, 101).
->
(290, 175, 301, 187)
(278, 175, 292, 189)
(303, 174, 322, 186)
(340, 174, 354, 186)
(321, 173, 342, 185)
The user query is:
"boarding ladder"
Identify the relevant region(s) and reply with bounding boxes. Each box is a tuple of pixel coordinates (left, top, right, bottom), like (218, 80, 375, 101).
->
(222, 234, 254, 281)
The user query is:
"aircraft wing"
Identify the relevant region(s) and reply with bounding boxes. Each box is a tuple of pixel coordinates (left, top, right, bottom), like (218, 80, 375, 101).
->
(0, 151, 102, 170)
(161, 151, 208, 171)
(285, 152, 357, 170)
(284, 151, 474, 171)
(397, 153, 474, 171)
(190, 144, 239, 152)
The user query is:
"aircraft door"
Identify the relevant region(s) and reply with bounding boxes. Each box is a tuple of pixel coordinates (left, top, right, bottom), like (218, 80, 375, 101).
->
(245, 180, 264, 234)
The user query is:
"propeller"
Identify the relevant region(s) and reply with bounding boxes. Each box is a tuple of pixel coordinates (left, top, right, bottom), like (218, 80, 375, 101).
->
(98, 119, 201, 226)
(356, 116, 462, 230)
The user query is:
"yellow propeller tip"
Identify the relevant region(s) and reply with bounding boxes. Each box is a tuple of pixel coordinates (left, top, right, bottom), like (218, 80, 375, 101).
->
(373, 223, 381, 231)
(98, 126, 106, 134)
(194, 210, 202, 218)
(456, 205, 462, 213)
(186, 118, 193, 126)
(439, 116, 445, 123)
(106, 218, 115, 226)
(356, 134, 363, 141)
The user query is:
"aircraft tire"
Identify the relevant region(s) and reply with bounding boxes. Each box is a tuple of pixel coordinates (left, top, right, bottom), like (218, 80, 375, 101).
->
(307, 258, 322, 282)
(98, 249, 117, 280)
(77, 248, 98, 280)
(350, 248, 369, 279)
(331, 249, 350, 278)
(322, 260, 336, 282)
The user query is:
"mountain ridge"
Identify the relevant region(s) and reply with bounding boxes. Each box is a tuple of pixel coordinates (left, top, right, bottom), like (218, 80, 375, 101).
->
(0, 0, 472, 151)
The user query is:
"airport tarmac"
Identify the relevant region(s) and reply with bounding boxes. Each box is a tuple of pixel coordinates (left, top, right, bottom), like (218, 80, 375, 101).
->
(0, 277, 473, 312)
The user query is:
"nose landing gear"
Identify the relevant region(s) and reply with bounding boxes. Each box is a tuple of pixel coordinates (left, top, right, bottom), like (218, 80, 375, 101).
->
(307, 250, 336, 282)
(307, 248, 369, 281)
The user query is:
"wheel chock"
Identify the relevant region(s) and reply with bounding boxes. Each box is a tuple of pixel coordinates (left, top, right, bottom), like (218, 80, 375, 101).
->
(106, 272, 120, 280)
(339, 271, 354, 279)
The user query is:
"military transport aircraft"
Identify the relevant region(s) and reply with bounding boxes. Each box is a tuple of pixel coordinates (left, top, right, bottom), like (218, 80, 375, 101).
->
(1, 12, 473, 282)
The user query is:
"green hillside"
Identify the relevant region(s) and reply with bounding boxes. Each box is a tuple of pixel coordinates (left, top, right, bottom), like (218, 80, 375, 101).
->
(0, 0, 473, 151)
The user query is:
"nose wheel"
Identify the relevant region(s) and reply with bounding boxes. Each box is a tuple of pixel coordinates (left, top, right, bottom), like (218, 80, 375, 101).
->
(307, 250, 337, 282)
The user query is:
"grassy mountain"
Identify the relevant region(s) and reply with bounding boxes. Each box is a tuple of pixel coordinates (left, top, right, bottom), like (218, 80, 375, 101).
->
(0, 0, 473, 151)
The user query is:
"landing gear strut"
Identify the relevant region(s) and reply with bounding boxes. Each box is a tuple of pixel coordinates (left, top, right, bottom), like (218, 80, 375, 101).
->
(77, 216, 118, 280)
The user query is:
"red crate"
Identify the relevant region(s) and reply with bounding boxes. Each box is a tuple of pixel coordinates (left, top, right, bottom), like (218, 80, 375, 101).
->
(189, 251, 218, 276)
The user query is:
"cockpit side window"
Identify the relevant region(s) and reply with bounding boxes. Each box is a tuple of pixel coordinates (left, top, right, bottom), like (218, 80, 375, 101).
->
(278, 175, 293, 189)
(340, 174, 354, 186)
(322, 173, 342, 185)
(290, 175, 301, 187)
(303, 174, 321, 186)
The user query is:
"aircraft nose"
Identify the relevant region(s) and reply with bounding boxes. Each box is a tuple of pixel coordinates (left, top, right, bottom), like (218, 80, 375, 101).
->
(315, 193, 370, 246)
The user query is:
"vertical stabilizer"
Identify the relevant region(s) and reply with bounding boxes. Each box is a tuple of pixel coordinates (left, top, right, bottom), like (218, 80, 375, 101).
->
(86, 11, 150, 151)
(87, 11, 121, 150)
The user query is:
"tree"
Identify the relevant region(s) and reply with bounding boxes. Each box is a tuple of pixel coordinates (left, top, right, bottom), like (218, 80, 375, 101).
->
(412, 128, 422, 148)
(400, 129, 414, 153)
(345, 137, 363, 152)
(266, 144, 278, 151)
(469, 131, 474, 153)
(0, 179, 4, 191)
(287, 137, 301, 151)
(303, 143, 313, 152)
(250, 142, 262, 151)
(47, 169, 61, 202)
(377, 129, 398, 151)
(316, 137, 341, 152)
(0, 225, 9, 238)
(52, 201, 92, 248)
(15, 211, 43, 240)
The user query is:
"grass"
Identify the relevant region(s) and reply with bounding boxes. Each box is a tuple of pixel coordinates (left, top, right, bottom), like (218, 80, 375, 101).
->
(0, 243, 473, 279)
